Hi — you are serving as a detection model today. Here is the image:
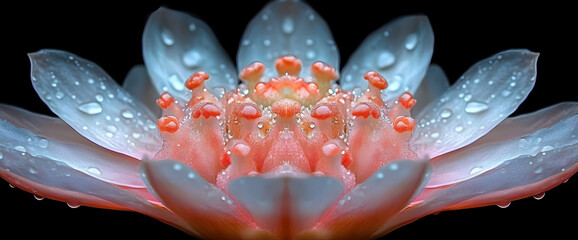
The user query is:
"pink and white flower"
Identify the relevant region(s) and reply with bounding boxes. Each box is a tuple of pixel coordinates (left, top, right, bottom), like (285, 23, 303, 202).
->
(1, 1, 576, 239)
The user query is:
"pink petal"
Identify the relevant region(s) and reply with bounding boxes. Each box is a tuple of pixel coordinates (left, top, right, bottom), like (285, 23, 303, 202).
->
(228, 175, 343, 237)
(317, 160, 430, 239)
(340, 14, 434, 102)
(411, 49, 539, 158)
(29, 49, 162, 159)
(142, 7, 237, 98)
(140, 160, 254, 239)
(427, 102, 578, 188)
(237, 0, 339, 79)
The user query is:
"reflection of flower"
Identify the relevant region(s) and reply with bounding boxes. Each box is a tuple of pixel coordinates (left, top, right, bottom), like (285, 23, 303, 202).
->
(1, 0, 576, 239)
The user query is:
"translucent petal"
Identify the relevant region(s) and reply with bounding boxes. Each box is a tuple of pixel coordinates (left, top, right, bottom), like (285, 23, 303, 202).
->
(140, 160, 248, 239)
(411, 49, 539, 158)
(427, 105, 578, 188)
(237, 0, 339, 79)
(228, 176, 343, 235)
(142, 7, 237, 98)
(122, 65, 161, 117)
(320, 160, 430, 239)
(29, 49, 162, 159)
(0, 143, 183, 229)
(340, 15, 434, 102)
(411, 64, 450, 116)
(0, 113, 144, 188)
(378, 142, 577, 236)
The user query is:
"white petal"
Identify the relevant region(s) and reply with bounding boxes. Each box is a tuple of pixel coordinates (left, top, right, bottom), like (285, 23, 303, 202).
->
(140, 160, 247, 238)
(0, 112, 144, 188)
(122, 65, 161, 117)
(29, 49, 162, 159)
(143, 7, 237, 98)
(320, 160, 430, 239)
(340, 15, 434, 102)
(427, 105, 578, 188)
(228, 176, 343, 233)
(411, 49, 539, 158)
(411, 64, 450, 116)
(237, 0, 339, 78)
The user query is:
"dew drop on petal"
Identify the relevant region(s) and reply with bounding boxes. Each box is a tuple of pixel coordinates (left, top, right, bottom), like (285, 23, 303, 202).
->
(121, 109, 134, 119)
(282, 17, 294, 34)
(464, 101, 489, 114)
(376, 51, 396, 69)
(67, 202, 81, 208)
(34, 195, 45, 201)
(87, 167, 102, 175)
(38, 138, 48, 148)
(168, 74, 184, 91)
(496, 201, 511, 208)
(440, 108, 453, 118)
(533, 192, 546, 200)
(469, 166, 483, 175)
(404, 33, 418, 50)
(78, 102, 103, 115)
(182, 50, 202, 68)
(161, 29, 175, 46)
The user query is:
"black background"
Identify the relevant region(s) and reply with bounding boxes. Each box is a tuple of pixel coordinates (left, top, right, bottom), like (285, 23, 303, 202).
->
(2, 1, 576, 239)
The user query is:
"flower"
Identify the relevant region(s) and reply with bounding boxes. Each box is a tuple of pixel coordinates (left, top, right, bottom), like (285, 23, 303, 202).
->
(1, 0, 577, 239)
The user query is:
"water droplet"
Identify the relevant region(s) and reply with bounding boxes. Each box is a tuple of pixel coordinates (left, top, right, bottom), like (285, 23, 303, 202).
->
(121, 110, 134, 119)
(78, 102, 103, 115)
(182, 50, 202, 68)
(533, 192, 545, 200)
(0, 152, 3, 159)
(389, 163, 399, 171)
(309, 123, 316, 129)
(404, 33, 418, 50)
(470, 166, 483, 175)
(14, 145, 26, 152)
(501, 90, 512, 97)
(282, 17, 294, 34)
(168, 74, 184, 91)
(106, 125, 118, 133)
(540, 145, 554, 152)
(308, 14, 315, 21)
(242, 39, 251, 46)
(534, 166, 544, 174)
(28, 168, 37, 174)
(440, 108, 453, 118)
(161, 29, 174, 46)
(454, 125, 464, 132)
(376, 51, 396, 69)
(376, 172, 384, 179)
(496, 201, 511, 208)
(67, 202, 81, 208)
(257, 122, 264, 129)
(465, 101, 489, 114)
(38, 138, 48, 148)
(87, 167, 102, 175)
(34, 195, 45, 201)
(173, 163, 182, 171)
(388, 75, 403, 91)
(188, 23, 196, 32)
(306, 50, 316, 59)
(305, 39, 314, 46)
(263, 39, 271, 47)
(54, 91, 65, 99)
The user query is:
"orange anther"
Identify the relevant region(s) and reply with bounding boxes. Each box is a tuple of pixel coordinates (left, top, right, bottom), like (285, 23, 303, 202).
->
(351, 102, 381, 119)
(254, 82, 268, 94)
(185, 71, 210, 90)
(363, 71, 388, 90)
(156, 92, 174, 109)
(311, 103, 338, 120)
(271, 98, 301, 118)
(157, 116, 179, 133)
(275, 55, 302, 76)
(311, 61, 338, 81)
(393, 116, 416, 133)
(192, 102, 221, 119)
(233, 103, 262, 119)
(306, 82, 319, 94)
(240, 61, 265, 81)
(399, 91, 417, 109)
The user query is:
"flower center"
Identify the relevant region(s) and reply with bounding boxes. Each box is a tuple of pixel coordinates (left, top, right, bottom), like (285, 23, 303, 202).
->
(153, 55, 418, 189)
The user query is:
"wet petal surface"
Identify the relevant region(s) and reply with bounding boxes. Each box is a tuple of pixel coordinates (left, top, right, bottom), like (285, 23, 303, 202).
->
(340, 15, 434, 101)
(29, 49, 162, 159)
(143, 7, 237, 98)
(411, 49, 538, 158)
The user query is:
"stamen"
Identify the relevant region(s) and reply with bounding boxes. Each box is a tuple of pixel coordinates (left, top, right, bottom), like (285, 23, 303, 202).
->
(311, 61, 338, 95)
(351, 102, 381, 119)
(156, 92, 174, 109)
(239, 61, 265, 82)
(192, 102, 221, 119)
(233, 103, 262, 120)
(275, 55, 302, 76)
(393, 116, 416, 133)
(363, 71, 388, 90)
(157, 116, 179, 133)
(185, 71, 210, 90)
(311, 103, 338, 120)
(398, 91, 417, 109)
